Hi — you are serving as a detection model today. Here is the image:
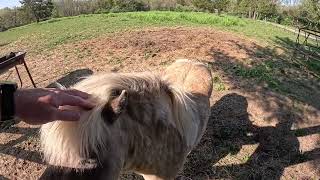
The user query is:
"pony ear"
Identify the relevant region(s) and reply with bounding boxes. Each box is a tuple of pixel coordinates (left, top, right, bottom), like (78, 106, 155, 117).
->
(102, 90, 128, 124)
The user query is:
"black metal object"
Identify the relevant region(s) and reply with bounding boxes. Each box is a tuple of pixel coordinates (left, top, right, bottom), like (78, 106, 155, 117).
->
(0, 52, 36, 88)
(14, 66, 22, 87)
(0, 82, 18, 122)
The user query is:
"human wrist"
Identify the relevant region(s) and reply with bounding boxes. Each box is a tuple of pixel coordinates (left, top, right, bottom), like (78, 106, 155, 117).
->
(14, 89, 24, 119)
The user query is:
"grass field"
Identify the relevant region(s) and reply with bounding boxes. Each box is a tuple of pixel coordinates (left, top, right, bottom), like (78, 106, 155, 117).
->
(0, 11, 319, 179)
(2, 11, 315, 89)
(0, 11, 297, 49)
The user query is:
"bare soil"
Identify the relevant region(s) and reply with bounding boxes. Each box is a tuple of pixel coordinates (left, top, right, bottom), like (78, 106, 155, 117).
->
(0, 27, 319, 179)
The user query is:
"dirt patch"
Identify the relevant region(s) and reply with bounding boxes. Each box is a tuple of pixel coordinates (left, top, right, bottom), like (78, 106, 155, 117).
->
(0, 27, 259, 88)
(0, 27, 319, 179)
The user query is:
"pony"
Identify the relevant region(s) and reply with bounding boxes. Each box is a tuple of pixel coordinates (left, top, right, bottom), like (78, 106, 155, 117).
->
(40, 59, 213, 180)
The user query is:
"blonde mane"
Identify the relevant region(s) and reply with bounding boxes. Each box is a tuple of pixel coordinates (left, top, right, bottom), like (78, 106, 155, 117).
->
(40, 72, 197, 169)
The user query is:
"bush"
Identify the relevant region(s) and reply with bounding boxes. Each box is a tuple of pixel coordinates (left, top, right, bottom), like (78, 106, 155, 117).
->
(174, 4, 201, 12)
(94, 8, 110, 14)
(192, 0, 215, 12)
(112, 0, 149, 12)
(279, 16, 294, 26)
(126, 11, 246, 27)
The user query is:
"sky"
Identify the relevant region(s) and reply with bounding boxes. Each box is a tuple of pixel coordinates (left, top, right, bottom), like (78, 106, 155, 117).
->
(281, 0, 301, 6)
(0, 0, 21, 9)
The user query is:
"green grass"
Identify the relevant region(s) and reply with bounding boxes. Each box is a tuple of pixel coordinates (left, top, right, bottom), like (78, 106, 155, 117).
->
(0, 11, 298, 52)
(212, 75, 226, 91)
(232, 61, 283, 91)
(0, 13, 149, 52)
(1, 11, 308, 92)
(1, 11, 316, 95)
(2, 11, 316, 90)
(125, 11, 246, 26)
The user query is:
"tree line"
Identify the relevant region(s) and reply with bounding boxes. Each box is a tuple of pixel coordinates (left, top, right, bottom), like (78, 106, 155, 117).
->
(0, 0, 319, 32)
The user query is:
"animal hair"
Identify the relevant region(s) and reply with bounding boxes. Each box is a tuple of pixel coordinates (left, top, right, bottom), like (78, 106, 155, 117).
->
(40, 72, 197, 169)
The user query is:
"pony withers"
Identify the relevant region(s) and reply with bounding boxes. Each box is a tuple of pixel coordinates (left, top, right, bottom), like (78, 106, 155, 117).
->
(40, 59, 213, 180)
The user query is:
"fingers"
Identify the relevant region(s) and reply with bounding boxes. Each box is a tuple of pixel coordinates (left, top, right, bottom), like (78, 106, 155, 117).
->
(62, 89, 91, 99)
(52, 108, 81, 121)
(55, 92, 95, 109)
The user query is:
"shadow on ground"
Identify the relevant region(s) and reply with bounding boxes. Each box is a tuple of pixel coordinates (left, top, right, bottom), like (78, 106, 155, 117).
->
(181, 93, 320, 179)
(180, 35, 320, 179)
(0, 126, 43, 164)
(209, 37, 320, 111)
(46, 68, 93, 88)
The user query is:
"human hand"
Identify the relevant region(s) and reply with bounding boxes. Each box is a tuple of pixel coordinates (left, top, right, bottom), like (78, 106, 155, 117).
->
(14, 88, 95, 125)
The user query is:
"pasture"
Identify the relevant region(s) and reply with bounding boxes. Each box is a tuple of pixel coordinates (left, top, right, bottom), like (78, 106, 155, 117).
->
(0, 11, 319, 179)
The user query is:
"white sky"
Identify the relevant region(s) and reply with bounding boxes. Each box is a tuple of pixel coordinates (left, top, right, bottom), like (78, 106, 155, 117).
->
(0, 0, 21, 9)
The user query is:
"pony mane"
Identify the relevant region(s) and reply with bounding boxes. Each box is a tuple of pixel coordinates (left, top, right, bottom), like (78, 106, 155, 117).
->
(40, 72, 197, 169)
(77, 72, 197, 145)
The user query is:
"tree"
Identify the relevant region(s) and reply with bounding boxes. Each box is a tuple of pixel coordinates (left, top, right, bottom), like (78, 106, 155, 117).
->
(236, 0, 279, 19)
(257, 0, 279, 19)
(300, 0, 320, 22)
(20, 0, 54, 22)
(212, 0, 230, 13)
(299, 0, 320, 30)
(237, 0, 257, 18)
(111, 0, 147, 12)
(0, 7, 31, 31)
(192, 0, 210, 11)
(96, 0, 114, 10)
